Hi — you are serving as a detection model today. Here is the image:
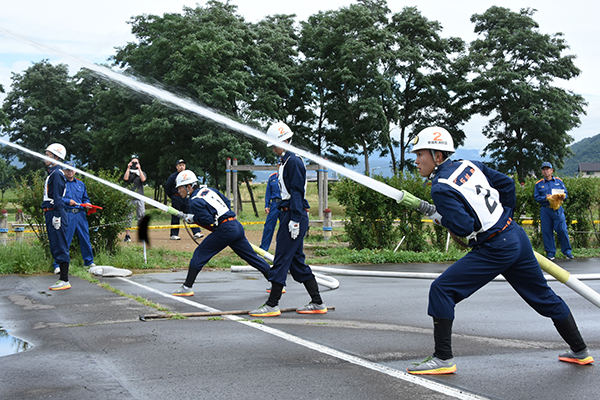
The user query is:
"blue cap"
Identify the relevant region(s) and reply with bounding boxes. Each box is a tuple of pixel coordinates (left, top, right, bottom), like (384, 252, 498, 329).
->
(541, 162, 553, 169)
(63, 161, 75, 171)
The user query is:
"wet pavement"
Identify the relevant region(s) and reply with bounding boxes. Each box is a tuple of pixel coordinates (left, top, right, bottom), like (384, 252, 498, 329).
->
(0, 257, 599, 399)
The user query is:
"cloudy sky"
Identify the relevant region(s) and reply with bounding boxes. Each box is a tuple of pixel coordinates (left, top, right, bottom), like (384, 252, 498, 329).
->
(1, 0, 598, 152)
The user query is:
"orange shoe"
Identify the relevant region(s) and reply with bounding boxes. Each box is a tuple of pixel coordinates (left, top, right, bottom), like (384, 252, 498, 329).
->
(296, 302, 327, 314)
(559, 349, 594, 365)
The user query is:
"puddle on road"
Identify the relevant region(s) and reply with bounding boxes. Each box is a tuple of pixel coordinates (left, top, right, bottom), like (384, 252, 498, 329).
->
(0, 326, 31, 357)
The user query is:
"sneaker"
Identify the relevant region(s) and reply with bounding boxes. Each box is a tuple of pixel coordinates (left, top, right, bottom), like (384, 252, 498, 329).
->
(407, 356, 457, 375)
(296, 302, 327, 314)
(559, 349, 594, 365)
(170, 235, 181, 240)
(266, 287, 286, 294)
(193, 232, 204, 239)
(566, 254, 575, 259)
(548, 256, 555, 261)
(49, 280, 71, 291)
(85, 263, 97, 270)
(249, 304, 281, 317)
(53, 267, 60, 275)
(124, 234, 132, 242)
(172, 285, 194, 297)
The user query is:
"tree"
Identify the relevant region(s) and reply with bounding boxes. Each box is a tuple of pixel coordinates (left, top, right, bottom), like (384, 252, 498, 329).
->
(0, 158, 17, 201)
(1, 61, 80, 173)
(384, 7, 468, 174)
(299, 0, 392, 174)
(108, 1, 286, 187)
(467, 6, 586, 182)
(0, 83, 8, 127)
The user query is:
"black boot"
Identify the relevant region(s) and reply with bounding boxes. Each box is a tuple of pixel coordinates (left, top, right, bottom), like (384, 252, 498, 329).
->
(59, 262, 69, 282)
(266, 282, 285, 307)
(433, 317, 453, 360)
(303, 278, 322, 304)
(183, 266, 201, 288)
(553, 312, 587, 353)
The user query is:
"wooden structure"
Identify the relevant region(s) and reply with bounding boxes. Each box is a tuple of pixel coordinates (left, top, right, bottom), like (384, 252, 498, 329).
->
(225, 157, 330, 221)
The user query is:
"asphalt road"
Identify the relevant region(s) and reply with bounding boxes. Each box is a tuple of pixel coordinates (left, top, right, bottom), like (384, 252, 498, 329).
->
(0, 258, 599, 399)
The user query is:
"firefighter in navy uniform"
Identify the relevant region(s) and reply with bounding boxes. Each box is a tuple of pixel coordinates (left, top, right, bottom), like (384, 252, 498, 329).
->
(250, 122, 327, 317)
(171, 170, 271, 296)
(406, 127, 593, 375)
(259, 171, 281, 251)
(534, 162, 574, 260)
(42, 143, 72, 291)
(165, 159, 202, 240)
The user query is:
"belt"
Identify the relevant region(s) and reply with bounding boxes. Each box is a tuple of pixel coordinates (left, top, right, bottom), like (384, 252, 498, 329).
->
(219, 217, 236, 224)
(280, 207, 309, 212)
(67, 208, 81, 214)
(43, 208, 53, 212)
(270, 198, 281, 203)
(486, 218, 512, 241)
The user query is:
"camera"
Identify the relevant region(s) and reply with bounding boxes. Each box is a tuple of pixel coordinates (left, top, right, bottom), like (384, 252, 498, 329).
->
(131, 161, 138, 169)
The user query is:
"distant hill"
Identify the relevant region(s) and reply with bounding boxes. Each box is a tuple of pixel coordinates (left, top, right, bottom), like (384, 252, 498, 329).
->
(557, 133, 600, 177)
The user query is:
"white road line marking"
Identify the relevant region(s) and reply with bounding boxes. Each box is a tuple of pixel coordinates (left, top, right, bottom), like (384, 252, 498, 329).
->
(120, 278, 490, 400)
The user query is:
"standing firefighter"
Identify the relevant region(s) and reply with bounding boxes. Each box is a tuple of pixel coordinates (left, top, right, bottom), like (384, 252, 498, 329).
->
(249, 122, 327, 317)
(171, 170, 271, 296)
(406, 126, 593, 375)
(43, 143, 72, 290)
(259, 171, 281, 251)
(534, 162, 574, 260)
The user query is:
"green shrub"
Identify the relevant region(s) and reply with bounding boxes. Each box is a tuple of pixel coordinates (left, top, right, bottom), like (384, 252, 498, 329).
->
(333, 171, 438, 251)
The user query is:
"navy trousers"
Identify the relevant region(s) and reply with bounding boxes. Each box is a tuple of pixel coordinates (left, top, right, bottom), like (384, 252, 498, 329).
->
(53, 209, 94, 268)
(268, 209, 315, 286)
(428, 223, 570, 321)
(188, 219, 269, 277)
(45, 209, 70, 264)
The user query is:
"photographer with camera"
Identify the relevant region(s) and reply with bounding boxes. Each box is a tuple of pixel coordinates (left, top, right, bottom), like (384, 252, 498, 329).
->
(123, 155, 147, 242)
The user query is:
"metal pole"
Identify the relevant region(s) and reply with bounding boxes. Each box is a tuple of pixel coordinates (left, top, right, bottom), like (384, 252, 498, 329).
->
(232, 159, 238, 215)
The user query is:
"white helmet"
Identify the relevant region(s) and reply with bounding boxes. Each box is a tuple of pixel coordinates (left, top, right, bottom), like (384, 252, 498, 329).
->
(46, 143, 66, 160)
(266, 121, 293, 146)
(410, 126, 455, 154)
(176, 170, 198, 188)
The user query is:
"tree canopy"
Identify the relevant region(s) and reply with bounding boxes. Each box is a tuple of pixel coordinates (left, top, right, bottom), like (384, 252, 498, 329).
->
(466, 6, 586, 182)
(0, 1, 588, 190)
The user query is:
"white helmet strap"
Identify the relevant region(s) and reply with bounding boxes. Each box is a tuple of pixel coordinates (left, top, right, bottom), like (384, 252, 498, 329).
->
(428, 151, 451, 180)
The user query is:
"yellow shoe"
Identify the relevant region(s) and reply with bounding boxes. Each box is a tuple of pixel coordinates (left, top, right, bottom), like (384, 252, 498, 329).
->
(49, 280, 71, 291)
(407, 356, 456, 375)
(249, 304, 281, 317)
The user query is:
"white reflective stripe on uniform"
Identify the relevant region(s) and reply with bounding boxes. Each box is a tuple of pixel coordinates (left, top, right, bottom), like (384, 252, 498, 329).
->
(194, 188, 229, 220)
(278, 153, 307, 201)
(278, 157, 290, 200)
(438, 161, 503, 241)
(42, 169, 66, 205)
(43, 174, 53, 205)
